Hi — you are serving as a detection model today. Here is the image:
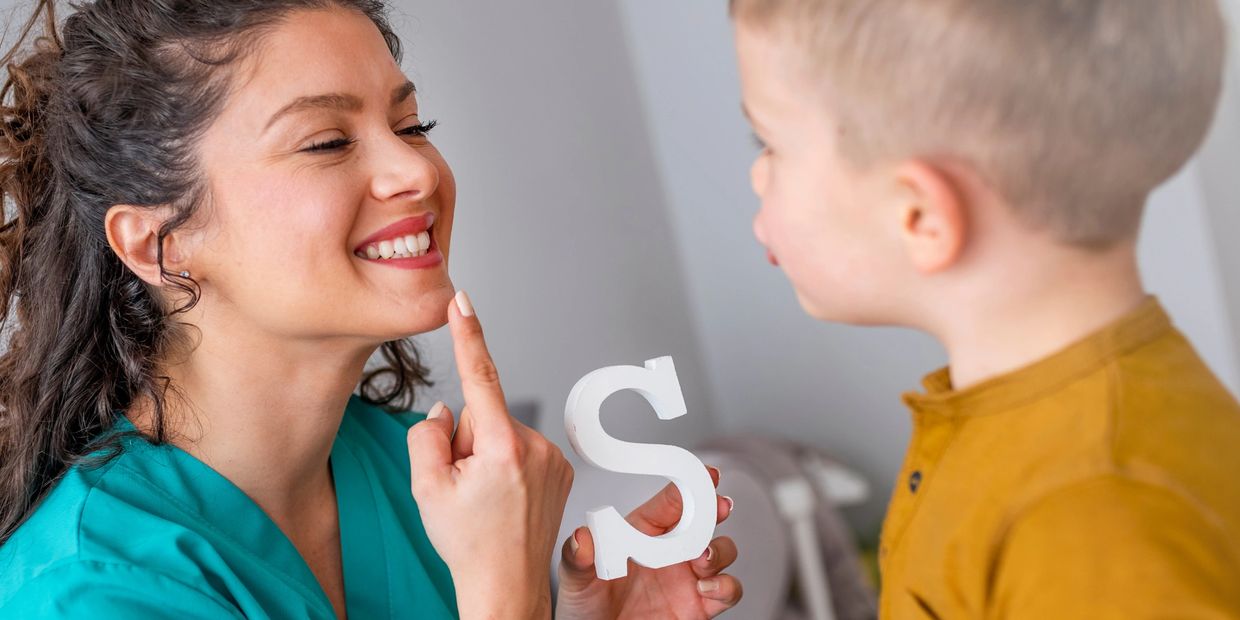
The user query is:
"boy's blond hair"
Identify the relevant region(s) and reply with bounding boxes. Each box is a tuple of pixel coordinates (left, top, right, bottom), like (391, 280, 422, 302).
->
(731, 0, 1227, 247)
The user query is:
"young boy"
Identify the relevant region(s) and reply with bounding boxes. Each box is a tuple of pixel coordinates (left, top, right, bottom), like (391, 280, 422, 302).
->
(729, 0, 1240, 617)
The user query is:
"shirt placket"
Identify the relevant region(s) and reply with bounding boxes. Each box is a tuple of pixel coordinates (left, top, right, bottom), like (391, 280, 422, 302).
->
(879, 409, 960, 578)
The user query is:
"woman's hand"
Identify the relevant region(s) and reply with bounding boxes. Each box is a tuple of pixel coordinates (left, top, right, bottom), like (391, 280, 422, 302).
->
(407, 291, 574, 620)
(555, 467, 743, 619)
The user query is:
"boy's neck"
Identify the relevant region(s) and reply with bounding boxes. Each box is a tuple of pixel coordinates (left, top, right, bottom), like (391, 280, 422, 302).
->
(930, 240, 1147, 391)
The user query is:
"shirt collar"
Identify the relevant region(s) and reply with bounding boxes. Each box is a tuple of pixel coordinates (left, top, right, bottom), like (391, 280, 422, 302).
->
(902, 296, 1173, 418)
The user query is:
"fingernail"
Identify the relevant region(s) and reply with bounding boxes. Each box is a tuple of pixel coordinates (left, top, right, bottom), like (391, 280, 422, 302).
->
(707, 465, 722, 480)
(698, 545, 714, 563)
(697, 579, 719, 594)
(723, 495, 735, 512)
(569, 529, 581, 554)
(455, 290, 475, 318)
(427, 401, 446, 420)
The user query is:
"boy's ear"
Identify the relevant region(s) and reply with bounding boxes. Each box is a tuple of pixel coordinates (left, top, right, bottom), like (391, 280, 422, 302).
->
(104, 204, 191, 287)
(894, 161, 967, 274)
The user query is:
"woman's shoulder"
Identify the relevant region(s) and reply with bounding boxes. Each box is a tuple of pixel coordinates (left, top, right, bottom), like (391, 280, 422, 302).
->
(0, 556, 240, 618)
(0, 446, 237, 616)
(1, 447, 124, 579)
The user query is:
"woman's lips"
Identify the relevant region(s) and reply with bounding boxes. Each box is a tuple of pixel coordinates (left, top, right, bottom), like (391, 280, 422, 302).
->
(353, 213, 435, 256)
(357, 234, 444, 270)
(365, 247, 444, 270)
(353, 212, 444, 270)
(767, 249, 779, 266)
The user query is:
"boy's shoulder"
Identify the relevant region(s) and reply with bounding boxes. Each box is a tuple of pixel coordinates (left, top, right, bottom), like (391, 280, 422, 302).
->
(1103, 323, 1240, 489)
(1012, 317, 1240, 517)
(994, 328, 1240, 612)
(955, 318, 1240, 613)
(1005, 320, 1240, 580)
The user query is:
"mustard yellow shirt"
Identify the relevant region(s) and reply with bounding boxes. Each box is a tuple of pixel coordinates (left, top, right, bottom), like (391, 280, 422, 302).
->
(879, 298, 1240, 619)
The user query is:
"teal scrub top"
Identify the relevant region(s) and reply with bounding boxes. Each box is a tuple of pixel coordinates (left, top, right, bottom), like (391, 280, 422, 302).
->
(0, 395, 459, 619)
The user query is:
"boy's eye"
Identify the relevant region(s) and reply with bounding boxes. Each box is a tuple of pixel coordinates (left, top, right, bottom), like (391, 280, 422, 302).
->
(750, 132, 768, 151)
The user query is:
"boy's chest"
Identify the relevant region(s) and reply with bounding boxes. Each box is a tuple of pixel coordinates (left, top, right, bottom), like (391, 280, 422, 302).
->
(878, 479, 1001, 619)
(875, 410, 1106, 619)
(877, 415, 982, 619)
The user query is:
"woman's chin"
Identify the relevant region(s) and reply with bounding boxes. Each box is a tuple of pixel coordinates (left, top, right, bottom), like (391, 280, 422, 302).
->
(373, 283, 456, 338)
(358, 318, 445, 346)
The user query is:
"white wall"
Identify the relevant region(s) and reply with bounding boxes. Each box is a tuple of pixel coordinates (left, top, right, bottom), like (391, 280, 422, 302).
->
(615, 0, 1240, 533)
(1195, 0, 1240, 379)
(391, 0, 717, 452)
(1140, 164, 1240, 395)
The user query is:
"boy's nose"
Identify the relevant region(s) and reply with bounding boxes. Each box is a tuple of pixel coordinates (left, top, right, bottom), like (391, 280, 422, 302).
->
(749, 156, 770, 196)
(752, 213, 768, 247)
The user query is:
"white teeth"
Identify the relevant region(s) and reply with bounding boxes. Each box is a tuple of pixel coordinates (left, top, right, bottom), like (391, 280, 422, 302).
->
(361, 228, 434, 260)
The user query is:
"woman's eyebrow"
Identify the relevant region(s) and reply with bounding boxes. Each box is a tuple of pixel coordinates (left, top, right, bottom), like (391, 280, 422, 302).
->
(263, 80, 418, 134)
(391, 80, 416, 106)
(264, 93, 361, 133)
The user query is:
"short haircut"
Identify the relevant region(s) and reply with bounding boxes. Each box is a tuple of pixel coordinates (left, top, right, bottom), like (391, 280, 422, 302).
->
(731, 0, 1228, 247)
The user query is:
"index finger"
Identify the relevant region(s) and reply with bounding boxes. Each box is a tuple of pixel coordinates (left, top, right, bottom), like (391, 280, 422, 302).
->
(448, 290, 512, 432)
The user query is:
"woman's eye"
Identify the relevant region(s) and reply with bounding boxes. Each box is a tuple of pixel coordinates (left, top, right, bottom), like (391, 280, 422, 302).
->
(397, 119, 438, 138)
(303, 136, 356, 153)
(300, 120, 438, 154)
(751, 132, 767, 151)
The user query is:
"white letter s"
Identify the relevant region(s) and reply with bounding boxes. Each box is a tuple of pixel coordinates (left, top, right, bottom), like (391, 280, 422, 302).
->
(564, 356, 716, 580)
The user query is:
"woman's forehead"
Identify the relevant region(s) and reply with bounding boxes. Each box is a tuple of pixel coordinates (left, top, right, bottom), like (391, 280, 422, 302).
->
(223, 6, 410, 132)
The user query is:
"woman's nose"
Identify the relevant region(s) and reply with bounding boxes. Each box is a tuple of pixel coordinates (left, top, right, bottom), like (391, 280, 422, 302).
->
(368, 133, 440, 202)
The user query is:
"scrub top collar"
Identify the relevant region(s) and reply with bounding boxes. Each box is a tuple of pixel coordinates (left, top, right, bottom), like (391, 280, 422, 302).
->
(108, 408, 387, 619)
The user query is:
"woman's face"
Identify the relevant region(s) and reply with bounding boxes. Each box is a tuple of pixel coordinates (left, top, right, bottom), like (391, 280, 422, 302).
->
(189, 6, 456, 345)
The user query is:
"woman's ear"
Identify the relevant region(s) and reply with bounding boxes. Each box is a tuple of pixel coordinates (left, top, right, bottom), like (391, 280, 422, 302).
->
(104, 205, 190, 286)
(894, 161, 968, 274)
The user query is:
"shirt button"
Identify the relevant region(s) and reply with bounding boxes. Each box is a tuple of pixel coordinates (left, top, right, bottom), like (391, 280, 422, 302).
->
(909, 470, 923, 493)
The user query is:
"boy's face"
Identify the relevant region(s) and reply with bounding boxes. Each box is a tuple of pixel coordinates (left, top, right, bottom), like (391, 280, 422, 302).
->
(735, 23, 908, 325)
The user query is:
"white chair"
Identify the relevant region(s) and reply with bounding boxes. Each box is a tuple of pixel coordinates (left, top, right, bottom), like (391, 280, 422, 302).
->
(553, 441, 875, 619)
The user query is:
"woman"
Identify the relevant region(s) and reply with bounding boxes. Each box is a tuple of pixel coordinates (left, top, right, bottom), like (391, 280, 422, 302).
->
(0, 0, 742, 617)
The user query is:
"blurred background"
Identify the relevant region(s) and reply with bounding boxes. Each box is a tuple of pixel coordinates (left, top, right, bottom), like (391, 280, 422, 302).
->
(386, 1, 1240, 616)
(4, 0, 1237, 617)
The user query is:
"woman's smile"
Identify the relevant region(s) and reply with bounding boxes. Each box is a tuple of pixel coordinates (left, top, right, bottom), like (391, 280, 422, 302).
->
(353, 212, 444, 269)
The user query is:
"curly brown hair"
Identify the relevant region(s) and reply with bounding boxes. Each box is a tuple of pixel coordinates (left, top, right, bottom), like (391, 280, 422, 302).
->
(0, 0, 431, 545)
